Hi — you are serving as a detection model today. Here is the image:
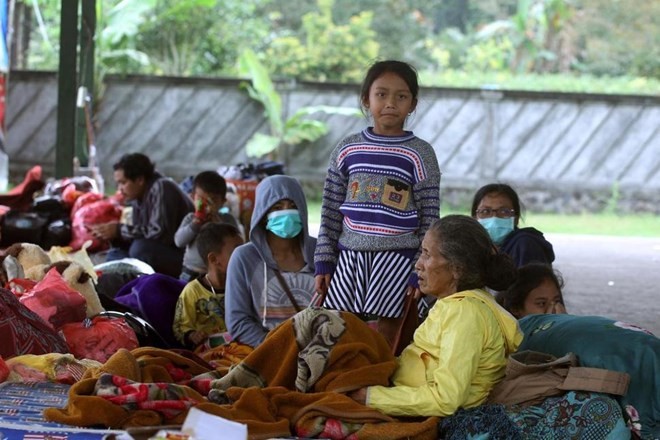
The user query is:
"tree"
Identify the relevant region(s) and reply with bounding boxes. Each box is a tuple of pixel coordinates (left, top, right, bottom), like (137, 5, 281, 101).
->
(474, 0, 575, 73)
(96, 0, 156, 77)
(264, 0, 379, 83)
(136, 0, 270, 76)
(575, 0, 659, 78)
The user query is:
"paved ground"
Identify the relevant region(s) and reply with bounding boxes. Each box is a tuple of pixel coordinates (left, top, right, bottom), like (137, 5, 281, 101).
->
(548, 233, 660, 336)
(309, 225, 660, 335)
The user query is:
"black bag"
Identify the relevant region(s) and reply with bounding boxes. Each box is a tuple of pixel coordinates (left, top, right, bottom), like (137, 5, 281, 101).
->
(96, 310, 170, 349)
(32, 195, 68, 222)
(42, 218, 73, 249)
(1, 211, 49, 247)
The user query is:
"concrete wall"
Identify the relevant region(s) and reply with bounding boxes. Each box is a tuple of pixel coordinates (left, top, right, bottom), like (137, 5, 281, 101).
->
(6, 71, 660, 213)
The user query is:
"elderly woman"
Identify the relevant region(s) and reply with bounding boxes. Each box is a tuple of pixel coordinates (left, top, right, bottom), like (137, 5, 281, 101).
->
(471, 183, 554, 267)
(349, 214, 523, 417)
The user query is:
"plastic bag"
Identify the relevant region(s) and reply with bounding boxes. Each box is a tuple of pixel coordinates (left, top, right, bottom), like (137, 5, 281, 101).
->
(69, 199, 122, 252)
(94, 258, 155, 276)
(19, 267, 87, 330)
(7, 277, 37, 297)
(61, 316, 139, 363)
(0, 356, 9, 382)
(49, 241, 99, 283)
(70, 191, 105, 218)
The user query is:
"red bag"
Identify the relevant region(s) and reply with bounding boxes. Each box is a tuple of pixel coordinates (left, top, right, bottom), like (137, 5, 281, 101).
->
(0, 356, 10, 382)
(61, 316, 139, 363)
(7, 278, 37, 297)
(69, 199, 122, 251)
(70, 191, 104, 217)
(19, 267, 87, 330)
(0, 287, 69, 359)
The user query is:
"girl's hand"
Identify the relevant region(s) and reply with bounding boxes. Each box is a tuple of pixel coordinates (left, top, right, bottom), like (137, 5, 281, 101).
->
(406, 285, 423, 300)
(315, 274, 332, 296)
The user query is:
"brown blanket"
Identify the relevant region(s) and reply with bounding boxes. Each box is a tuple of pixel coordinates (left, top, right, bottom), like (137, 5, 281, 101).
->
(44, 309, 438, 439)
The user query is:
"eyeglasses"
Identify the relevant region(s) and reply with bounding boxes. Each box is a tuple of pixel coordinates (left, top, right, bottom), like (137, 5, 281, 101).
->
(475, 208, 516, 219)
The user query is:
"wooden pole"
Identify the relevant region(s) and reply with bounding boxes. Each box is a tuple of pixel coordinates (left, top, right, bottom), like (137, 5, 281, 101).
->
(55, 0, 79, 178)
(75, 0, 95, 166)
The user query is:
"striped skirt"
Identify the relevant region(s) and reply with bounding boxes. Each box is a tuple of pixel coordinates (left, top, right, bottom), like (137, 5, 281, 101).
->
(325, 249, 414, 318)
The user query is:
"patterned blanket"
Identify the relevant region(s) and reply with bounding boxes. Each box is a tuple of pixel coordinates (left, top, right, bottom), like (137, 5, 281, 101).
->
(439, 391, 630, 440)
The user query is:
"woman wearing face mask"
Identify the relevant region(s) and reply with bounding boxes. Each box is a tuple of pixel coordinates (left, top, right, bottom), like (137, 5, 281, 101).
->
(471, 183, 554, 268)
(225, 175, 317, 347)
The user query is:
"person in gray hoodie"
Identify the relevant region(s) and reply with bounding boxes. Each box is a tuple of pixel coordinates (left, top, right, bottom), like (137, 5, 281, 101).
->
(224, 175, 317, 347)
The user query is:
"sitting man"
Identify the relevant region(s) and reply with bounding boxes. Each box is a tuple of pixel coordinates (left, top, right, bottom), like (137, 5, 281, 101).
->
(91, 153, 193, 277)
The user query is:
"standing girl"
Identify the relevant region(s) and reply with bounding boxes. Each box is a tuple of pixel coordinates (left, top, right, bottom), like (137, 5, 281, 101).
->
(314, 60, 441, 346)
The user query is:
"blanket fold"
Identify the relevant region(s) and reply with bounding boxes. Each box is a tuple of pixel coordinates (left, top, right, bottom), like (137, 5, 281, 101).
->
(44, 309, 438, 439)
(211, 308, 397, 394)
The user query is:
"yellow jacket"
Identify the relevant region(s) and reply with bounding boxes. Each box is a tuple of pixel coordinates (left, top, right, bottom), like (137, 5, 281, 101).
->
(367, 289, 523, 417)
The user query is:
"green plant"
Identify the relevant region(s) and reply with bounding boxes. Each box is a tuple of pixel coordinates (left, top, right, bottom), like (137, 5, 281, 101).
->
(237, 48, 361, 159)
(263, 0, 379, 83)
(604, 181, 621, 215)
(475, 0, 574, 73)
(417, 69, 660, 95)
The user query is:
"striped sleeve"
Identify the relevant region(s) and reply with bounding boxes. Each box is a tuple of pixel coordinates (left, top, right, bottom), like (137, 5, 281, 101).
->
(410, 142, 441, 284)
(314, 145, 348, 275)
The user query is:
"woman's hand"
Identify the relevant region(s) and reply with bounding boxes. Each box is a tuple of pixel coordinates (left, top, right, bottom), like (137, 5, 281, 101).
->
(347, 387, 368, 405)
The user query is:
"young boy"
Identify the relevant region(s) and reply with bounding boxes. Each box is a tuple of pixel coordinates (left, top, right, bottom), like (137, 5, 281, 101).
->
(172, 222, 243, 349)
(174, 170, 240, 281)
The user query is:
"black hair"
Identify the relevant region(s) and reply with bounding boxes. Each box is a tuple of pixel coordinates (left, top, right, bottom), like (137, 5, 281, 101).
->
(428, 215, 517, 292)
(193, 170, 227, 198)
(112, 153, 155, 181)
(495, 263, 565, 314)
(197, 222, 242, 265)
(359, 60, 419, 116)
(471, 183, 524, 221)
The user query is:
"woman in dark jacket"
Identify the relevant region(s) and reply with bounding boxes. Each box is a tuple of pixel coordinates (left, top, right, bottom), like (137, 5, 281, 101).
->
(471, 183, 554, 267)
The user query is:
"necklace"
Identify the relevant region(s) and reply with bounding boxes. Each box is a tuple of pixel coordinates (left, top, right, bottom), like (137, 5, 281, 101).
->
(205, 274, 216, 295)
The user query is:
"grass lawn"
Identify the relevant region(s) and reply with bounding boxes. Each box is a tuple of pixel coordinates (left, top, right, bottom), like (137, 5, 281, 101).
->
(522, 212, 660, 237)
(307, 200, 660, 237)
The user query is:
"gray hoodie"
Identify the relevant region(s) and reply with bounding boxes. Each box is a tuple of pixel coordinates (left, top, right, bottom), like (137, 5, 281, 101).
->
(225, 175, 317, 347)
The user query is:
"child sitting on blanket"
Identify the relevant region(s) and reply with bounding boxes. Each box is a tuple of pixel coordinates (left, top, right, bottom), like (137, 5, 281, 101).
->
(172, 222, 243, 350)
(495, 262, 567, 318)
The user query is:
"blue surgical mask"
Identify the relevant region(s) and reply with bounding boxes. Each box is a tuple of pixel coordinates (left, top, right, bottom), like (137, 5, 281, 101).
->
(478, 217, 514, 246)
(266, 209, 303, 238)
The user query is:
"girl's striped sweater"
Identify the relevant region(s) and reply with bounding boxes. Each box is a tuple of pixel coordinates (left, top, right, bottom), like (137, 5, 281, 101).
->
(315, 128, 441, 276)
